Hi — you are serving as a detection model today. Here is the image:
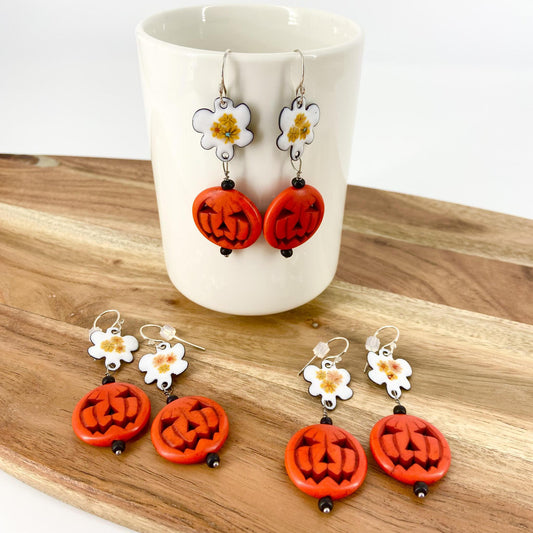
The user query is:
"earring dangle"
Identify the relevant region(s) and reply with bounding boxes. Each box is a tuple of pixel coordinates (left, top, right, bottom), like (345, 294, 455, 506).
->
(364, 326, 451, 498)
(264, 49, 325, 258)
(285, 338, 367, 513)
(71, 310, 151, 455)
(192, 49, 262, 257)
(138, 324, 229, 467)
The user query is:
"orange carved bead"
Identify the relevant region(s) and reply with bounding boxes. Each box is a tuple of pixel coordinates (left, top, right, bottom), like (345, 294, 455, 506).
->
(263, 184, 324, 250)
(285, 424, 367, 500)
(151, 396, 229, 464)
(192, 187, 262, 249)
(369, 414, 451, 486)
(72, 382, 151, 447)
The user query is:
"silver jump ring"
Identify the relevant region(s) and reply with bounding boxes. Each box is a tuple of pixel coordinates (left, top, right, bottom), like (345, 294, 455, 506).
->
(290, 157, 303, 177)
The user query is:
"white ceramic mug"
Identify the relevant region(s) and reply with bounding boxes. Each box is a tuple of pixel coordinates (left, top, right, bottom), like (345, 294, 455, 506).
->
(136, 5, 363, 315)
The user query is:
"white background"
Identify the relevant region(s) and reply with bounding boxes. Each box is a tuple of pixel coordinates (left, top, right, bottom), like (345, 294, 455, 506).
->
(0, 1, 532, 532)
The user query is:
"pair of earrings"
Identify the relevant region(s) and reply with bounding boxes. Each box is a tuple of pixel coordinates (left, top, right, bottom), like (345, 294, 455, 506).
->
(285, 327, 451, 513)
(72, 310, 228, 467)
(192, 49, 324, 258)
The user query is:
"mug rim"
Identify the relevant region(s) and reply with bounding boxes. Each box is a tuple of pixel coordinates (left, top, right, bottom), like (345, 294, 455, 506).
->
(136, 4, 363, 57)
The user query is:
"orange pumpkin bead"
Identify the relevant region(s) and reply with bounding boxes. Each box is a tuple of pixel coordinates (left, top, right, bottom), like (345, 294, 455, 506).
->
(72, 382, 151, 447)
(192, 187, 262, 249)
(151, 396, 229, 464)
(369, 414, 451, 486)
(263, 184, 324, 250)
(285, 424, 367, 501)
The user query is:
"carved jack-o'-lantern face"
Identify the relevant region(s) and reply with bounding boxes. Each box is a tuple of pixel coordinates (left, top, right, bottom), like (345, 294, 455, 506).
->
(72, 382, 151, 447)
(285, 424, 367, 500)
(192, 187, 262, 249)
(263, 184, 325, 250)
(370, 414, 451, 486)
(151, 396, 229, 464)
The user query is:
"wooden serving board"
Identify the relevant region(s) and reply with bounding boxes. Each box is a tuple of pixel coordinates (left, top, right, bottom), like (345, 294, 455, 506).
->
(0, 154, 532, 532)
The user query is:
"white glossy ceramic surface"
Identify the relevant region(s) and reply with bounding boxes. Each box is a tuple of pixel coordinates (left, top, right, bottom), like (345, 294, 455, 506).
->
(136, 5, 363, 315)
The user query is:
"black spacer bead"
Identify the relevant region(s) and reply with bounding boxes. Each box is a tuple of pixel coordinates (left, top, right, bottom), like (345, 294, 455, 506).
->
(292, 177, 306, 188)
(102, 375, 115, 385)
(281, 249, 293, 258)
(320, 416, 333, 425)
(220, 248, 232, 257)
(394, 404, 407, 415)
(166, 395, 179, 404)
(221, 179, 235, 190)
(206, 452, 220, 468)
(413, 481, 429, 498)
(318, 496, 333, 513)
(111, 440, 125, 455)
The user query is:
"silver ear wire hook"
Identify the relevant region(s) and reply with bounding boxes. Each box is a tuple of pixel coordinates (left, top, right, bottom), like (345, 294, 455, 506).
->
(219, 49, 231, 104)
(374, 325, 400, 353)
(294, 49, 306, 103)
(139, 324, 206, 351)
(364, 325, 400, 372)
(298, 337, 350, 375)
(91, 309, 123, 335)
(323, 337, 350, 367)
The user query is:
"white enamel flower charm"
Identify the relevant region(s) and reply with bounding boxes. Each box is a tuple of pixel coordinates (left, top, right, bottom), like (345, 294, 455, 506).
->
(303, 360, 353, 409)
(277, 96, 320, 161)
(88, 327, 139, 371)
(138, 342, 187, 390)
(192, 97, 253, 162)
(367, 348, 412, 398)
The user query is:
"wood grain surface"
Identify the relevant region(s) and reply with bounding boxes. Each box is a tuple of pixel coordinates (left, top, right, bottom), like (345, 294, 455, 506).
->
(0, 154, 532, 533)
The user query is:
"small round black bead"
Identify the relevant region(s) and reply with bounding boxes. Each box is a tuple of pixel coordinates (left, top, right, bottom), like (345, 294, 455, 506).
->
(320, 416, 333, 425)
(413, 481, 429, 498)
(166, 395, 179, 404)
(206, 452, 220, 468)
(291, 177, 306, 189)
(393, 404, 407, 415)
(102, 375, 115, 385)
(281, 249, 293, 258)
(111, 440, 125, 455)
(221, 179, 235, 190)
(220, 248, 232, 257)
(318, 496, 334, 513)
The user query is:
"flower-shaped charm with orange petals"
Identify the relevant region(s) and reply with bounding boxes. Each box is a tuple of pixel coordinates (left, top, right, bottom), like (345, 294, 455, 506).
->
(367, 348, 412, 398)
(138, 342, 187, 391)
(88, 327, 139, 371)
(303, 360, 353, 410)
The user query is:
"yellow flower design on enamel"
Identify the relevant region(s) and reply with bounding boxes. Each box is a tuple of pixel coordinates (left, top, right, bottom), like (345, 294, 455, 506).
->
(377, 360, 401, 380)
(211, 113, 241, 144)
(367, 349, 412, 398)
(320, 380, 337, 394)
(305, 361, 353, 409)
(153, 353, 178, 374)
(88, 328, 138, 370)
(100, 336, 125, 353)
(139, 343, 188, 390)
(316, 369, 327, 380)
(287, 113, 311, 143)
(317, 369, 345, 393)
